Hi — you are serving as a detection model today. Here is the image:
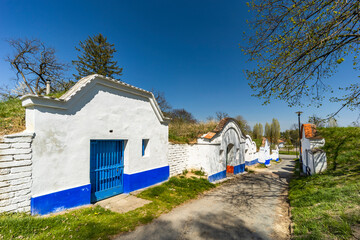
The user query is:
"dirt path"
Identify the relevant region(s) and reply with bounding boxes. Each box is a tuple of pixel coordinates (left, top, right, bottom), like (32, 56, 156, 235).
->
(114, 157, 296, 240)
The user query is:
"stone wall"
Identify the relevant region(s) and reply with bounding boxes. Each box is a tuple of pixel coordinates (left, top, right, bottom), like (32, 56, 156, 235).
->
(168, 143, 189, 176)
(0, 132, 34, 213)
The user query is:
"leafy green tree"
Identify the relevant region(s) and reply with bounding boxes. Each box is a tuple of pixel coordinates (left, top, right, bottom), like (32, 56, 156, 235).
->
(270, 118, 281, 144)
(72, 34, 123, 80)
(265, 122, 271, 140)
(244, 0, 360, 114)
(252, 123, 263, 139)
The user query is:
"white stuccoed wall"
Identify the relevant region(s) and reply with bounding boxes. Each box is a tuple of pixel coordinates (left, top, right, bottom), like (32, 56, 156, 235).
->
(22, 76, 169, 198)
(244, 135, 257, 162)
(187, 143, 222, 176)
(0, 132, 34, 213)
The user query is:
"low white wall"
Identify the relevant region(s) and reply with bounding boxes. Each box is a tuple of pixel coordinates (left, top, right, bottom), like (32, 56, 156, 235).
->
(188, 144, 222, 176)
(303, 149, 327, 175)
(0, 132, 34, 213)
(168, 144, 189, 176)
(168, 143, 222, 177)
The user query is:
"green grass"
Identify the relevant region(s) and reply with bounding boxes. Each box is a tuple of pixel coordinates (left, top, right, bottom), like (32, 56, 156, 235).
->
(253, 138, 262, 150)
(0, 97, 25, 135)
(279, 150, 299, 155)
(0, 92, 66, 136)
(191, 169, 205, 176)
(0, 177, 215, 239)
(289, 127, 360, 239)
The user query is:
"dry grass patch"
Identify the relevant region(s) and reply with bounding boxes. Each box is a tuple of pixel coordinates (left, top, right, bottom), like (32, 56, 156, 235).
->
(169, 121, 218, 144)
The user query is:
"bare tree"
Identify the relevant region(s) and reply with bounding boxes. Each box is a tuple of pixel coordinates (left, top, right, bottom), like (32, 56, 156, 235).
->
(235, 115, 252, 135)
(308, 114, 326, 128)
(215, 111, 229, 121)
(169, 108, 197, 123)
(152, 90, 172, 114)
(6, 38, 68, 95)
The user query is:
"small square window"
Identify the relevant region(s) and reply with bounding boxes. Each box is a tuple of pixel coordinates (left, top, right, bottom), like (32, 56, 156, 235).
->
(142, 139, 149, 156)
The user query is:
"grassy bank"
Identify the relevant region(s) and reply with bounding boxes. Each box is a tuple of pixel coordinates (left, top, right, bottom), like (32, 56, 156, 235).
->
(0, 98, 25, 136)
(0, 177, 215, 239)
(169, 121, 217, 144)
(289, 127, 360, 239)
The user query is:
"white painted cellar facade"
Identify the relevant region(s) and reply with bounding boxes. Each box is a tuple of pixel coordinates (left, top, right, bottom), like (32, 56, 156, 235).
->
(244, 135, 258, 166)
(301, 124, 327, 175)
(15, 74, 170, 215)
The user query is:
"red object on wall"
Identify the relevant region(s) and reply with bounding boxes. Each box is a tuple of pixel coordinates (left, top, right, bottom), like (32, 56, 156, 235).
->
(226, 165, 234, 173)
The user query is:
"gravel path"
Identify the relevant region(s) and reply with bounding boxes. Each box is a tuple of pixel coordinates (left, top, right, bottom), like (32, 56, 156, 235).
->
(114, 157, 296, 240)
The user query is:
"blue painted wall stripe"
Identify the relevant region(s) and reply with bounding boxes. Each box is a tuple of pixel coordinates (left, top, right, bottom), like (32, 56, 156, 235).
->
(245, 158, 258, 166)
(208, 170, 226, 182)
(123, 165, 169, 193)
(31, 184, 91, 215)
(234, 163, 245, 174)
(265, 159, 271, 165)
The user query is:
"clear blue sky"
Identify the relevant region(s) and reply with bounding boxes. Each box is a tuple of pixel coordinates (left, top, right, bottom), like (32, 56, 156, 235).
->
(0, 0, 358, 130)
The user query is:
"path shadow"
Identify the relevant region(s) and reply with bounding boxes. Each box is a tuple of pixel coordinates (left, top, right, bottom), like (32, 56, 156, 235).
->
(116, 211, 268, 240)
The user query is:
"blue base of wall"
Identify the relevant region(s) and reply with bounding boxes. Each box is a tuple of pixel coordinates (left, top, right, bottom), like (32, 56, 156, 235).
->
(265, 159, 271, 166)
(234, 164, 245, 174)
(275, 158, 279, 162)
(123, 165, 169, 193)
(31, 184, 91, 215)
(245, 159, 258, 166)
(208, 170, 226, 182)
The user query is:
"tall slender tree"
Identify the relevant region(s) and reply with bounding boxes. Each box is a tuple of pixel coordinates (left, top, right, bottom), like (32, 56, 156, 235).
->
(72, 34, 123, 80)
(265, 123, 271, 140)
(252, 123, 263, 139)
(270, 118, 281, 144)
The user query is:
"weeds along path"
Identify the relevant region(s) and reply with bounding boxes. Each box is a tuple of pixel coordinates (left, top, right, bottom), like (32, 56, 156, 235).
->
(114, 157, 296, 240)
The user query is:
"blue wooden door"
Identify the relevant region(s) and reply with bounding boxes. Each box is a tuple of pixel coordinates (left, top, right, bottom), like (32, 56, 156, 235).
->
(90, 140, 124, 202)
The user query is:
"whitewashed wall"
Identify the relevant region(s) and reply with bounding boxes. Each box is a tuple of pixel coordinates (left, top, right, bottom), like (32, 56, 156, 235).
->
(187, 144, 222, 176)
(0, 132, 34, 213)
(301, 129, 326, 175)
(303, 149, 327, 175)
(168, 144, 189, 176)
(245, 135, 257, 163)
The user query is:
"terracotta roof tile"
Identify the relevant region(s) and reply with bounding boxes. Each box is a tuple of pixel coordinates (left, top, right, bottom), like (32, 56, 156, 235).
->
(301, 123, 317, 139)
(203, 132, 216, 139)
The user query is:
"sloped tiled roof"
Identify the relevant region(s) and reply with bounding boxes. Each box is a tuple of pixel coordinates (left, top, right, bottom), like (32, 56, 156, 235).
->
(202, 118, 241, 140)
(301, 123, 322, 139)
